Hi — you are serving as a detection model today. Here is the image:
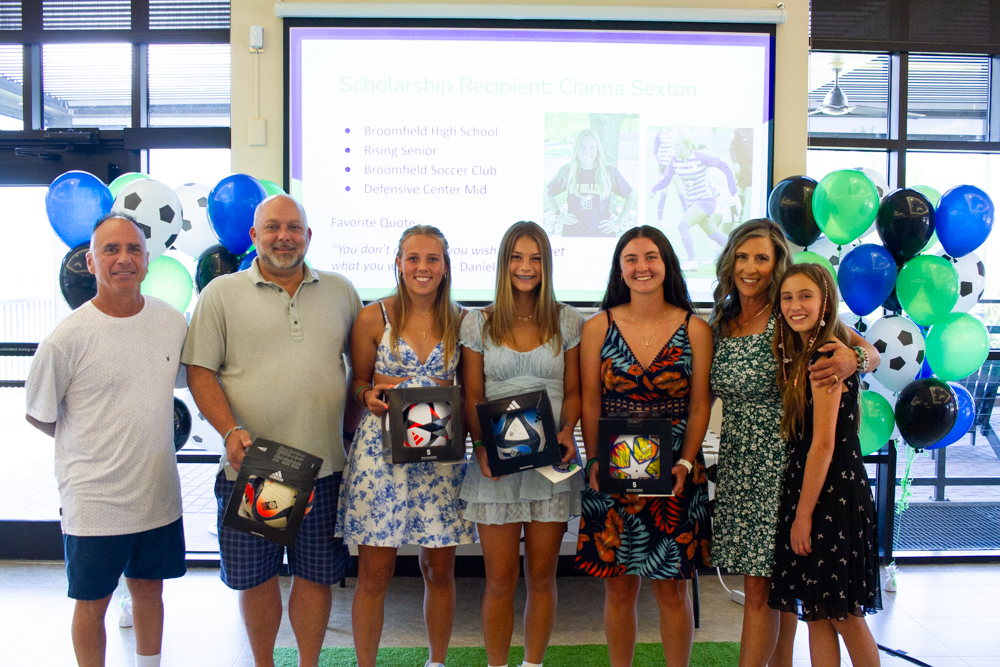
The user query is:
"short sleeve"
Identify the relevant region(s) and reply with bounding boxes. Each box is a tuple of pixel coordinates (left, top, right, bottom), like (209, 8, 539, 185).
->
(181, 281, 227, 371)
(611, 167, 633, 198)
(560, 305, 585, 351)
(460, 308, 486, 354)
(546, 163, 571, 197)
(25, 338, 71, 424)
(342, 277, 363, 354)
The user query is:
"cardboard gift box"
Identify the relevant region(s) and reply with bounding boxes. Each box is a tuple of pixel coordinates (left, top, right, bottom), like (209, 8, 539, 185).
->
(222, 439, 322, 547)
(597, 417, 677, 496)
(383, 384, 465, 464)
(477, 388, 562, 477)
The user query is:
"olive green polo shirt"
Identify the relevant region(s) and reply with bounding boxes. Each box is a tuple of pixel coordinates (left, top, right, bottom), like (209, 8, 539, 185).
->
(181, 259, 362, 479)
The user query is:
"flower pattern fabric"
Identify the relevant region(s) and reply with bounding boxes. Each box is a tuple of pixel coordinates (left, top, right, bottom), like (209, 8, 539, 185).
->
(709, 315, 788, 577)
(768, 374, 882, 620)
(575, 312, 711, 579)
(335, 304, 476, 548)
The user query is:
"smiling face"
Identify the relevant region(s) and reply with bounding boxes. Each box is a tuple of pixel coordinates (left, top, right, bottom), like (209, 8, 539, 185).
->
(576, 134, 599, 170)
(780, 272, 825, 337)
(86, 217, 148, 298)
(250, 196, 311, 272)
(733, 236, 776, 302)
(397, 233, 446, 298)
(509, 235, 542, 294)
(619, 236, 666, 296)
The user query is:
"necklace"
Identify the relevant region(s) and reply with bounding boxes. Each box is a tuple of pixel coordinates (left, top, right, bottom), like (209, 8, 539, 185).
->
(737, 303, 770, 328)
(628, 304, 668, 348)
(516, 313, 533, 322)
(412, 310, 433, 339)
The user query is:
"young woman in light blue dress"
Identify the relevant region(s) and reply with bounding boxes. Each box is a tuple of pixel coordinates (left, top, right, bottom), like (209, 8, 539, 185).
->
(336, 225, 475, 667)
(460, 221, 584, 667)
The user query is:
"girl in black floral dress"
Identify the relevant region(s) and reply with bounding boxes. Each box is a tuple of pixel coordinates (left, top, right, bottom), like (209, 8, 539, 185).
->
(769, 264, 881, 667)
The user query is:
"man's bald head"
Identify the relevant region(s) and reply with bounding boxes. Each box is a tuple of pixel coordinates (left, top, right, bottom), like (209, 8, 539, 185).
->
(253, 194, 308, 233)
(90, 211, 147, 255)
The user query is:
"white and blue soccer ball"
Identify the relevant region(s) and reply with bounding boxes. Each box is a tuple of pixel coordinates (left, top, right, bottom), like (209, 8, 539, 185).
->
(492, 409, 546, 460)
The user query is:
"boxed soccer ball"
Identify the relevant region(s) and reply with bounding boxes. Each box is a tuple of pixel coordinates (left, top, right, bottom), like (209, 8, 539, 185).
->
(597, 417, 677, 496)
(222, 438, 322, 546)
(476, 389, 562, 477)
(384, 384, 465, 464)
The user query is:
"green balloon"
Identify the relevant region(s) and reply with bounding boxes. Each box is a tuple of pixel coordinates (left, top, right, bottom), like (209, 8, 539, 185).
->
(926, 312, 989, 381)
(896, 255, 959, 326)
(259, 179, 286, 196)
(859, 391, 895, 455)
(910, 186, 942, 250)
(812, 169, 879, 245)
(109, 172, 150, 199)
(793, 251, 837, 281)
(141, 255, 193, 313)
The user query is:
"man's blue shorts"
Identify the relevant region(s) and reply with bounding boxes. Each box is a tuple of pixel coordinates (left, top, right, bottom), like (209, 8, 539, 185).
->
(215, 471, 350, 590)
(64, 517, 187, 601)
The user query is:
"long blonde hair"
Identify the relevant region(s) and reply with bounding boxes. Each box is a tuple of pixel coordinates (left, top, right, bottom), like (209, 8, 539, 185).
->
(773, 263, 853, 439)
(567, 129, 615, 200)
(485, 221, 562, 353)
(709, 219, 792, 339)
(391, 225, 461, 367)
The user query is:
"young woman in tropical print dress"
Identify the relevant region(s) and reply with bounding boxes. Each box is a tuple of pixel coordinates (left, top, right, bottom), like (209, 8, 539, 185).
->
(576, 225, 713, 667)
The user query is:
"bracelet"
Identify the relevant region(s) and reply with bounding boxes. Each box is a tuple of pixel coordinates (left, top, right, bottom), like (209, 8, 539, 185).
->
(676, 458, 694, 473)
(224, 425, 245, 441)
(585, 458, 599, 474)
(355, 384, 372, 402)
(358, 387, 373, 407)
(853, 346, 869, 373)
(472, 440, 484, 450)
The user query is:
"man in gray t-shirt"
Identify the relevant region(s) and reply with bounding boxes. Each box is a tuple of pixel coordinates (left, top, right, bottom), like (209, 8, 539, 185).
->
(183, 194, 361, 666)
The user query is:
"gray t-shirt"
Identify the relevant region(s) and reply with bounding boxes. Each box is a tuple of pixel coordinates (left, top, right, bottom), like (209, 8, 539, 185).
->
(181, 259, 362, 479)
(25, 298, 188, 536)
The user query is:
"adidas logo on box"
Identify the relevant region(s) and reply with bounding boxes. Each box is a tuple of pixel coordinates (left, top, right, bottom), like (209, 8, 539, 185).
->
(507, 400, 521, 411)
(269, 471, 284, 482)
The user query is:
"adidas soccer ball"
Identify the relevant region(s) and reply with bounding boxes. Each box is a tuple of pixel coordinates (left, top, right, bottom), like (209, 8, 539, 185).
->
(609, 435, 660, 480)
(492, 409, 547, 460)
(113, 179, 184, 262)
(404, 402, 452, 448)
(239, 478, 299, 528)
(172, 183, 216, 259)
(865, 315, 925, 393)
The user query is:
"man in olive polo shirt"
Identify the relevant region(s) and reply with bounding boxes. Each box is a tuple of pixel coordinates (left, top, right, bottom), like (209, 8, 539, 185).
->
(182, 194, 362, 667)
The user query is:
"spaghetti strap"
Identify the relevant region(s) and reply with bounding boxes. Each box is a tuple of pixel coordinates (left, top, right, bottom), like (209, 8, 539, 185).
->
(684, 311, 692, 326)
(605, 309, 612, 325)
(378, 300, 388, 325)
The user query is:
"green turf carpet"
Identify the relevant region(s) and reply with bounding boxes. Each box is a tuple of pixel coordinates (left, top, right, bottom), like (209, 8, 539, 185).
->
(273, 641, 739, 666)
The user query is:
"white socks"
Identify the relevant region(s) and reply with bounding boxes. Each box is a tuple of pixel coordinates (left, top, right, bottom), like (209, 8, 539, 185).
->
(424, 662, 445, 667)
(135, 655, 161, 667)
(522, 662, 543, 667)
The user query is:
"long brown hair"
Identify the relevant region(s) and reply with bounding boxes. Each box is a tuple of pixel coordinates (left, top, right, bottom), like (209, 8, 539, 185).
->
(709, 218, 791, 339)
(485, 221, 562, 353)
(391, 225, 462, 367)
(773, 263, 852, 439)
(599, 225, 692, 312)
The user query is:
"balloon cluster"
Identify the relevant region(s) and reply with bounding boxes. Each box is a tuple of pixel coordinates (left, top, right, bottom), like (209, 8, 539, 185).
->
(47, 172, 286, 312)
(769, 170, 994, 454)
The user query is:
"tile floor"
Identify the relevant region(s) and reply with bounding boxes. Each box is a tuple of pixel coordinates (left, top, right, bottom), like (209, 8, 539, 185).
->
(1, 560, 998, 666)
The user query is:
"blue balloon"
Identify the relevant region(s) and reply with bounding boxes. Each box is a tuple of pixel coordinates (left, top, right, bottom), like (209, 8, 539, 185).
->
(925, 382, 975, 450)
(917, 357, 935, 380)
(45, 171, 114, 248)
(239, 249, 257, 271)
(936, 185, 994, 258)
(837, 243, 897, 316)
(207, 174, 267, 255)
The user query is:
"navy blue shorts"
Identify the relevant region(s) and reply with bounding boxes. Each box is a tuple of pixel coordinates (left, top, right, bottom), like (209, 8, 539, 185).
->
(64, 517, 187, 601)
(215, 471, 350, 590)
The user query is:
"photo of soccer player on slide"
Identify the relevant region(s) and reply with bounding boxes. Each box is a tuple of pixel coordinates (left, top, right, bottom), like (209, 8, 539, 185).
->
(647, 128, 751, 273)
(543, 113, 639, 238)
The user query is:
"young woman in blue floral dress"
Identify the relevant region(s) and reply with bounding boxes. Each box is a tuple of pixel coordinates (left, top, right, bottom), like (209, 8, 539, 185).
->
(336, 225, 475, 667)
(576, 225, 713, 667)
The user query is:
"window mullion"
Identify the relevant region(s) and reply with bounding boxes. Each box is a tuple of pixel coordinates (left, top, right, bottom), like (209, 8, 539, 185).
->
(888, 52, 907, 190)
(132, 42, 147, 129)
(989, 54, 1000, 143)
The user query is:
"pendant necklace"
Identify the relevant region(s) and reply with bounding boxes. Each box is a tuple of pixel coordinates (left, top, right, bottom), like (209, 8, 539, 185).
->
(628, 304, 667, 348)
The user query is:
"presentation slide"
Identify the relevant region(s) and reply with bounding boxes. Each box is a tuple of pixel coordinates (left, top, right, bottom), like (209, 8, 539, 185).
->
(288, 26, 773, 302)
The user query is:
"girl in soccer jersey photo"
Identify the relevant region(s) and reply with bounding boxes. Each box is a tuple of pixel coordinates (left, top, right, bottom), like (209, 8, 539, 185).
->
(543, 127, 638, 238)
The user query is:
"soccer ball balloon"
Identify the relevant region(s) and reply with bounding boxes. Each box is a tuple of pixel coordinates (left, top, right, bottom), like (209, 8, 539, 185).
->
(609, 435, 660, 480)
(404, 402, 452, 448)
(173, 183, 217, 258)
(113, 178, 184, 262)
(938, 251, 986, 314)
(239, 478, 299, 528)
(491, 409, 547, 460)
(865, 315, 925, 393)
(839, 313, 871, 335)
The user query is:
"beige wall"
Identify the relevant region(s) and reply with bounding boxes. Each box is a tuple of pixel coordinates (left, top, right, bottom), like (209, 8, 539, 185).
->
(230, 0, 808, 184)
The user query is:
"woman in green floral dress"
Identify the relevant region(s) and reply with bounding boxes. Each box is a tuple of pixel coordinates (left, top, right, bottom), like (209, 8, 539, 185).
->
(708, 219, 879, 667)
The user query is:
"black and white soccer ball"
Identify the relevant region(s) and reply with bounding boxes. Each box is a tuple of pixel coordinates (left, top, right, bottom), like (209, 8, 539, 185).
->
(938, 251, 986, 314)
(865, 315, 925, 393)
(809, 235, 847, 273)
(839, 312, 871, 335)
(174, 388, 224, 453)
(113, 178, 183, 262)
(173, 183, 216, 259)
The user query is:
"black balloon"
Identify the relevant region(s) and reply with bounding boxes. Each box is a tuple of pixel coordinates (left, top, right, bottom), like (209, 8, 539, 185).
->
(895, 378, 958, 449)
(876, 188, 934, 265)
(768, 176, 821, 247)
(173, 397, 192, 452)
(195, 243, 240, 294)
(59, 242, 96, 309)
(882, 287, 903, 313)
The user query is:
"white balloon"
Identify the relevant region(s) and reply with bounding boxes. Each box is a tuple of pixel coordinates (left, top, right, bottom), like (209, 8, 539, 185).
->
(172, 183, 218, 259)
(865, 315, 925, 394)
(938, 251, 986, 313)
(112, 179, 183, 262)
(839, 312, 872, 336)
(174, 388, 224, 454)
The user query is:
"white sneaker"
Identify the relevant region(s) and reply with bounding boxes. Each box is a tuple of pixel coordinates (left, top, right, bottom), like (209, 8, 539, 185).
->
(118, 596, 133, 628)
(681, 260, 699, 272)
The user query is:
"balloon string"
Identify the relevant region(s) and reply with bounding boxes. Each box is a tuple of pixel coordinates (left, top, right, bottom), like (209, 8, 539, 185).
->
(893, 441, 916, 552)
